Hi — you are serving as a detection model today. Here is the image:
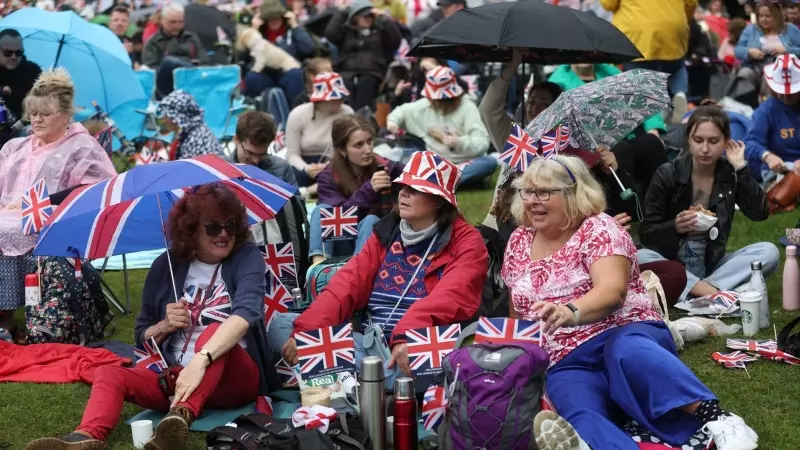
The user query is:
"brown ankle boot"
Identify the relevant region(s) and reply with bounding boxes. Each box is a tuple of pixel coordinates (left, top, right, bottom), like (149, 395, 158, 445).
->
(144, 407, 194, 450)
(25, 432, 107, 450)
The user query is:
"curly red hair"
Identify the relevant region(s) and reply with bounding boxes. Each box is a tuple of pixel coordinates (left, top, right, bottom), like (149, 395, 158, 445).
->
(166, 183, 250, 261)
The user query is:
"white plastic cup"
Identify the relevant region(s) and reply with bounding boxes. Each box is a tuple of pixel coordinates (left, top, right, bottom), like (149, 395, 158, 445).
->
(131, 420, 153, 449)
(738, 291, 761, 337)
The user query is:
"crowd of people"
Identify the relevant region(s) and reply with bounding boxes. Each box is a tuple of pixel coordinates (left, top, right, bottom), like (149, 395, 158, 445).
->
(1, 0, 798, 449)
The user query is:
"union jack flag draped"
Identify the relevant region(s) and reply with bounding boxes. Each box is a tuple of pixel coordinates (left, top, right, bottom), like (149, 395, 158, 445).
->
(474, 317, 541, 346)
(294, 323, 355, 379)
(712, 351, 759, 369)
(407, 324, 460, 389)
(21, 179, 53, 236)
(320, 206, 358, 241)
(500, 123, 538, 173)
(422, 384, 447, 431)
(134, 337, 168, 373)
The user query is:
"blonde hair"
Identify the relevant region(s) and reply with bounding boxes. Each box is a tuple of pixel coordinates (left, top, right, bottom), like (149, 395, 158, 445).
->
(23, 68, 75, 120)
(510, 155, 606, 229)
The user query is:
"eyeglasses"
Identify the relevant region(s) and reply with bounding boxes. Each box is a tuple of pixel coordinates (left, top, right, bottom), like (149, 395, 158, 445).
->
(27, 111, 57, 119)
(204, 221, 236, 237)
(518, 188, 564, 202)
(2, 49, 23, 58)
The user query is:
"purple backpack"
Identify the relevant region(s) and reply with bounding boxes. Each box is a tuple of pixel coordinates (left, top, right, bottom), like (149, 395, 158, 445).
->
(440, 342, 550, 450)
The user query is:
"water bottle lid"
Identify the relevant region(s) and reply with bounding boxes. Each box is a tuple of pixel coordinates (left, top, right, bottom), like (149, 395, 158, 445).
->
(360, 356, 385, 382)
(291, 288, 302, 296)
(788, 245, 797, 256)
(751, 260, 762, 271)
(393, 377, 415, 399)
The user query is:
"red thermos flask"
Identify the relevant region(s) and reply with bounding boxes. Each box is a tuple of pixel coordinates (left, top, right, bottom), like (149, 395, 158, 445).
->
(393, 377, 418, 450)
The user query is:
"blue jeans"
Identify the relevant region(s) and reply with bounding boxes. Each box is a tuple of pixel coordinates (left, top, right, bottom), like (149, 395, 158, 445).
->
(156, 56, 194, 98)
(761, 161, 795, 189)
(243, 68, 305, 101)
(623, 59, 688, 96)
(397, 149, 498, 187)
(637, 242, 780, 301)
(309, 204, 380, 259)
(267, 312, 401, 390)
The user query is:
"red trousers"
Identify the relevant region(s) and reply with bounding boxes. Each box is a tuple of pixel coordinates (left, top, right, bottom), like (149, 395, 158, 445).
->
(78, 323, 259, 441)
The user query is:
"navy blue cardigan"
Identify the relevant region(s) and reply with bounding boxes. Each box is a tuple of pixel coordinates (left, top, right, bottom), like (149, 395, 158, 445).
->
(134, 241, 280, 394)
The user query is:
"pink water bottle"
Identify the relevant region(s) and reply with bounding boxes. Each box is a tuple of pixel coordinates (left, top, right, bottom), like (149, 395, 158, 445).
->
(783, 246, 800, 311)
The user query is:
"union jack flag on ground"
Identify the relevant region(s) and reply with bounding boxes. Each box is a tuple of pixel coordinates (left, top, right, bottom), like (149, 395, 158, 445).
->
(500, 123, 538, 173)
(275, 358, 299, 387)
(712, 351, 759, 369)
(539, 125, 571, 159)
(264, 272, 292, 329)
(474, 317, 541, 346)
(294, 323, 355, 378)
(422, 384, 447, 431)
(756, 348, 800, 366)
(726, 339, 778, 352)
(708, 291, 739, 310)
(320, 206, 358, 241)
(21, 179, 53, 236)
(407, 324, 460, 388)
(261, 243, 297, 281)
(134, 337, 168, 373)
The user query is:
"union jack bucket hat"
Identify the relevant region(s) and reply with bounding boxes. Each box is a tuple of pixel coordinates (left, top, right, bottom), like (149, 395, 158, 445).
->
(393, 151, 462, 207)
(422, 66, 464, 100)
(309, 72, 351, 102)
(764, 53, 800, 95)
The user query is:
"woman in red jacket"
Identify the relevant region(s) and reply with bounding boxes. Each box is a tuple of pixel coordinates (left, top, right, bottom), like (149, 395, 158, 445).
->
(268, 150, 488, 388)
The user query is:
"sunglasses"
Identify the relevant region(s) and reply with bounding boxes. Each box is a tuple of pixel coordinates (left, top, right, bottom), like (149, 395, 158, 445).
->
(2, 49, 22, 58)
(204, 221, 236, 237)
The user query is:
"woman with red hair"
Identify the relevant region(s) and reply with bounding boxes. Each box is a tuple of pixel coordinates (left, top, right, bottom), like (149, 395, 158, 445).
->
(27, 183, 278, 450)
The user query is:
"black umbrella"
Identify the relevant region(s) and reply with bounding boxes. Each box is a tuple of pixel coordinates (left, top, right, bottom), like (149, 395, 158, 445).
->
(303, 9, 334, 37)
(184, 3, 237, 50)
(408, 1, 642, 64)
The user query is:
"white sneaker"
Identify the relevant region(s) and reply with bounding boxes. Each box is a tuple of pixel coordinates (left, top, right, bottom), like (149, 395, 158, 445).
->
(533, 411, 590, 450)
(672, 92, 688, 125)
(703, 413, 758, 450)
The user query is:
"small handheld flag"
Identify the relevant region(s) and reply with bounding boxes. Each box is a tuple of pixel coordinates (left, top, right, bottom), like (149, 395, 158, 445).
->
(134, 337, 168, 373)
(294, 323, 355, 379)
(264, 272, 292, 329)
(422, 384, 447, 431)
(500, 123, 538, 173)
(474, 317, 541, 346)
(407, 324, 460, 389)
(21, 179, 53, 235)
(320, 206, 358, 241)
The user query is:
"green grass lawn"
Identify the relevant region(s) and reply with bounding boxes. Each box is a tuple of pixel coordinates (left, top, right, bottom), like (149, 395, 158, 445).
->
(1, 184, 799, 449)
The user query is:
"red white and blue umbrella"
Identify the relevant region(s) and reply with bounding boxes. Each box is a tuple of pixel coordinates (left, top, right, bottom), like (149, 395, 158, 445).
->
(33, 155, 297, 259)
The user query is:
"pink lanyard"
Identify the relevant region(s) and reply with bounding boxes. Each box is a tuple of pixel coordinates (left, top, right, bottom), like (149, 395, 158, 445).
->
(178, 265, 220, 363)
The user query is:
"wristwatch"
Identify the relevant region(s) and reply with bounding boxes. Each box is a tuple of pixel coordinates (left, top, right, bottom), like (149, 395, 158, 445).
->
(565, 303, 580, 325)
(199, 348, 213, 366)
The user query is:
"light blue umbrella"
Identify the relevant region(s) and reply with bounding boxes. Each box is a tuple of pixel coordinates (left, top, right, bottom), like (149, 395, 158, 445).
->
(0, 8, 146, 115)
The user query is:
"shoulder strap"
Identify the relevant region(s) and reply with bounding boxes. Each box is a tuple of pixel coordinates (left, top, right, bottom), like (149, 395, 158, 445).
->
(778, 314, 800, 355)
(205, 425, 263, 450)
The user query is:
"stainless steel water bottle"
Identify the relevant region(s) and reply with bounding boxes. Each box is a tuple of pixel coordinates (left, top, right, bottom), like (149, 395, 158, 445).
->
(360, 356, 386, 450)
(393, 377, 418, 450)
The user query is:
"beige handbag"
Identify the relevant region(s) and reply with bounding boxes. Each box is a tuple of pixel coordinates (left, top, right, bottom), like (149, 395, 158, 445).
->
(640, 270, 684, 351)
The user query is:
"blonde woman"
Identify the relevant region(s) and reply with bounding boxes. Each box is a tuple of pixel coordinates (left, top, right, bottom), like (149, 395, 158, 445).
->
(0, 69, 116, 340)
(501, 155, 758, 450)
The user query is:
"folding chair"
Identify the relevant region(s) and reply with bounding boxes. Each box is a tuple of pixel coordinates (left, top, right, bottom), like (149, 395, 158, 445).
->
(172, 65, 253, 141)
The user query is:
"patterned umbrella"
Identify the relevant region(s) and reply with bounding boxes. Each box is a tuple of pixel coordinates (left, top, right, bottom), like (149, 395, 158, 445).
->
(525, 69, 670, 151)
(33, 155, 297, 259)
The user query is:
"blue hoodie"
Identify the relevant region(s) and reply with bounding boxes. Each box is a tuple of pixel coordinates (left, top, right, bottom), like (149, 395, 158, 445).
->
(744, 96, 800, 169)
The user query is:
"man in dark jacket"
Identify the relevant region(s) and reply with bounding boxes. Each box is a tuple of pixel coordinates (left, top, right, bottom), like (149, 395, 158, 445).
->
(0, 28, 42, 120)
(141, 3, 208, 98)
(324, 0, 402, 110)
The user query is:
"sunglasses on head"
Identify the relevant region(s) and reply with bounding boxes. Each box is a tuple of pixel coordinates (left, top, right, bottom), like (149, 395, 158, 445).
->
(204, 220, 236, 237)
(2, 49, 22, 58)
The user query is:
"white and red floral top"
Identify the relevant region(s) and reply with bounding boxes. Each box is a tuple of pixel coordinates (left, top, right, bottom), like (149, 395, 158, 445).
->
(501, 213, 662, 367)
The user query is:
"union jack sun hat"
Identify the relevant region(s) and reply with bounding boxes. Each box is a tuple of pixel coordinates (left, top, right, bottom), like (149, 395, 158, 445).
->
(309, 72, 351, 102)
(393, 151, 462, 207)
(422, 66, 465, 100)
(764, 53, 800, 95)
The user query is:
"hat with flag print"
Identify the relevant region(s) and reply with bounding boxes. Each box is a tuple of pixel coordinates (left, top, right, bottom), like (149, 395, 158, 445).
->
(393, 150, 462, 207)
(422, 66, 464, 100)
(764, 53, 800, 95)
(309, 72, 351, 102)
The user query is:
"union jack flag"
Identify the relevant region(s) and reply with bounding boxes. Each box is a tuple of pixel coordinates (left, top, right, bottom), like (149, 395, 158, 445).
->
(261, 243, 296, 280)
(708, 291, 739, 310)
(320, 206, 358, 241)
(134, 337, 168, 373)
(294, 323, 355, 378)
(275, 358, 299, 387)
(272, 129, 286, 153)
(312, 72, 349, 101)
(500, 123, 538, 173)
(135, 146, 169, 166)
(182, 282, 232, 327)
(474, 317, 541, 346)
(756, 348, 800, 366)
(396, 38, 411, 60)
(726, 339, 778, 352)
(461, 75, 480, 97)
(264, 272, 292, 329)
(21, 179, 53, 236)
(422, 384, 447, 431)
(712, 351, 759, 369)
(539, 125, 571, 159)
(407, 324, 461, 374)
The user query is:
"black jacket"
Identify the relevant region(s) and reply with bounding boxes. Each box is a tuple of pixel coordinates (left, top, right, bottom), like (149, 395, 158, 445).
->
(141, 28, 209, 67)
(324, 11, 403, 80)
(0, 59, 42, 118)
(640, 155, 769, 274)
